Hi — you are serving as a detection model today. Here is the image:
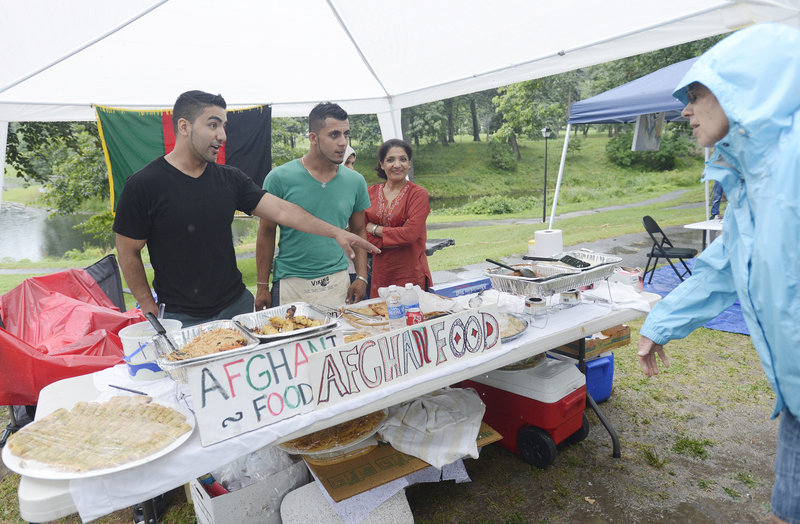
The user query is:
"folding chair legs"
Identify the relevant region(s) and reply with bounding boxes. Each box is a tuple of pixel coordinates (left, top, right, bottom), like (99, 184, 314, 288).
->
(1, 406, 21, 447)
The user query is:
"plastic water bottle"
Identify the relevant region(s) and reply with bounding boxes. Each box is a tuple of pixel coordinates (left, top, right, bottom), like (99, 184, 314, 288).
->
(401, 283, 420, 316)
(386, 285, 405, 330)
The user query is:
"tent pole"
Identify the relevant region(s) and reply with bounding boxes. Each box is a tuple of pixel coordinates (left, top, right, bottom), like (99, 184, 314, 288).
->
(548, 123, 571, 229)
(704, 146, 710, 245)
(376, 105, 402, 141)
(0, 121, 7, 206)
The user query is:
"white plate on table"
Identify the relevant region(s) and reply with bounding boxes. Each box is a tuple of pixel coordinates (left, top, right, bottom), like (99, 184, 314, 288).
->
(2, 399, 195, 480)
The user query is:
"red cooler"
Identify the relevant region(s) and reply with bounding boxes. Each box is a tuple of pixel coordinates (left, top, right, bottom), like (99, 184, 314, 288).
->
(463, 358, 588, 467)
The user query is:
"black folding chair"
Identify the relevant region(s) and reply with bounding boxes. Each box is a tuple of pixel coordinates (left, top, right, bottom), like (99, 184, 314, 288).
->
(642, 216, 698, 284)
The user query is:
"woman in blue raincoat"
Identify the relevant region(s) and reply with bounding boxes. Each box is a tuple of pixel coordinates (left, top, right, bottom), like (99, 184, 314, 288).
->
(636, 23, 800, 523)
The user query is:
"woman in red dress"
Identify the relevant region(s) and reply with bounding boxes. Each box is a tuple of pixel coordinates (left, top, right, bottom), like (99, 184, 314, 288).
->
(365, 139, 432, 298)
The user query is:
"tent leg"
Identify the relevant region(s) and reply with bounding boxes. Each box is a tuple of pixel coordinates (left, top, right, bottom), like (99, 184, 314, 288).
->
(548, 123, 571, 229)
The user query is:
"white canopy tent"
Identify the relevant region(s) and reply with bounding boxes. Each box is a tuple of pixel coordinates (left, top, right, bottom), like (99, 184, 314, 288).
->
(1, 0, 799, 181)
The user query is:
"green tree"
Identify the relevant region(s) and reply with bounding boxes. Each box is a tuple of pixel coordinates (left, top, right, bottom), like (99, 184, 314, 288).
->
(6, 122, 108, 212)
(349, 113, 382, 148)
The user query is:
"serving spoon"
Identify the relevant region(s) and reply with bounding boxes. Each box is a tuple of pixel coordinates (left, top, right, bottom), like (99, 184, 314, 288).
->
(145, 312, 185, 357)
(485, 258, 538, 278)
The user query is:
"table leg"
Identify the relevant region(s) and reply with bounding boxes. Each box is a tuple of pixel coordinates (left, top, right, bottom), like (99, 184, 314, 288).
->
(577, 338, 621, 458)
(140, 498, 159, 524)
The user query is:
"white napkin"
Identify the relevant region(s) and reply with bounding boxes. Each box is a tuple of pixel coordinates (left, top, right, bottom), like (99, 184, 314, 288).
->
(379, 387, 485, 468)
(582, 281, 651, 312)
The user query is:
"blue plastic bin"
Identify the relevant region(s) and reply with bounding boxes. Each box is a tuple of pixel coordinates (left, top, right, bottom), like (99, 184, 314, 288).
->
(547, 352, 615, 403)
(585, 353, 614, 403)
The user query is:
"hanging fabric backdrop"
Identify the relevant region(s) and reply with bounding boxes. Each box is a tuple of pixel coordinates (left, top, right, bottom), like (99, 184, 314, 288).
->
(95, 104, 271, 211)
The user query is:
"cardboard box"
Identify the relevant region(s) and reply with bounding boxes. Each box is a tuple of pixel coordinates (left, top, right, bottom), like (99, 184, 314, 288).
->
(551, 324, 630, 360)
(190, 459, 310, 524)
(305, 422, 501, 502)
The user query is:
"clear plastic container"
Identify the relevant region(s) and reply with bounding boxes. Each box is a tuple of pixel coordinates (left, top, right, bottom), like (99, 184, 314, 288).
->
(386, 285, 404, 330)
(401, 283, 420, 316)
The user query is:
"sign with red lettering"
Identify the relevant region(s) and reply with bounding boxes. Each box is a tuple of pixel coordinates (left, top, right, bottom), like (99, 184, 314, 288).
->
(187, 331, 343, 446)
(308, 307, 501, 407)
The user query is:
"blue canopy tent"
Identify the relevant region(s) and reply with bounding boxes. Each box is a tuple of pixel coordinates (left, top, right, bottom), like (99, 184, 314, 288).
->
(548, 57, 710, 228)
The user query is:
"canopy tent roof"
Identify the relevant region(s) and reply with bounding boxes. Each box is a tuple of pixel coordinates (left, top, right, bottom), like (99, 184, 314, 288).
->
(2, 0, 800, 140)
(568, 57, 699, 124)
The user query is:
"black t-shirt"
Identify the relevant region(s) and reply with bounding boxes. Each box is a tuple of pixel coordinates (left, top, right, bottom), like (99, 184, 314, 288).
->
(113, 157, 265, 316)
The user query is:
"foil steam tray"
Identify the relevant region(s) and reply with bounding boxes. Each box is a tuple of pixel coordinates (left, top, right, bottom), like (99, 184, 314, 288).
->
(486, 250, 622, 298)
(154, 319, 260, 383)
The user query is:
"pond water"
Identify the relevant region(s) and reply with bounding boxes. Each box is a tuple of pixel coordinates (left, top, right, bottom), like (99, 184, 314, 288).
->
(0, 202, 259, 262)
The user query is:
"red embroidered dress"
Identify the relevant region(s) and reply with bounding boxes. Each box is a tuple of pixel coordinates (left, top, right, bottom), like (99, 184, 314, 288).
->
(365, 182, 433, 298)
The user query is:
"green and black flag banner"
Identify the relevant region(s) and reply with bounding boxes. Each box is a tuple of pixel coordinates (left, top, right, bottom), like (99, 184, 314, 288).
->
(95, 104, 271, 211)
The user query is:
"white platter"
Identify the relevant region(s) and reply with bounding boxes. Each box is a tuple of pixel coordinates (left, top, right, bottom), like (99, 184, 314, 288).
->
(1, 398, 195, 480)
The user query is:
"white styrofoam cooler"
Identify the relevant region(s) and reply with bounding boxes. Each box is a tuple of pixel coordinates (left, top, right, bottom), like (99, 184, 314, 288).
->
(190, 458, 310, 524)
(468, 358, 585, 403)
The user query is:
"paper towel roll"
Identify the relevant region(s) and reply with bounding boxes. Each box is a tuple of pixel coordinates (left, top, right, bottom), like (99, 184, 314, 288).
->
(534, 229, 563, 257)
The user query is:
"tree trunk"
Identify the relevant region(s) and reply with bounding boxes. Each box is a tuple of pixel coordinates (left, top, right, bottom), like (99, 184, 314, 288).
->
(445, 99, 455, 143)
(290, 135, 295, 148)
(401, 108, 411, 143)
(470, 99, 480, 141)
(583, 125, 589, 138)
(508, 132, 521, 160)
(440, 134, 449, 146)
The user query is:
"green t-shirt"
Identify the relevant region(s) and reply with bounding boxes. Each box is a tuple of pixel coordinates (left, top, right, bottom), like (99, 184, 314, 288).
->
(263, 159, 370, 280)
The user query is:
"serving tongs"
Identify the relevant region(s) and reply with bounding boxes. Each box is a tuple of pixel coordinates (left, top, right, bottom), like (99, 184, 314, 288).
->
(308, 303, 344, 320)
(486, 258, 576, 283)
(523, 254, 591, 268)
(145, 312, 187, 358)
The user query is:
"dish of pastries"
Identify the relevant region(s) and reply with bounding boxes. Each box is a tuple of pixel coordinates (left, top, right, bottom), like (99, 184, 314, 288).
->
(278, 410, 387, 456)
(3, 395, 193, 478)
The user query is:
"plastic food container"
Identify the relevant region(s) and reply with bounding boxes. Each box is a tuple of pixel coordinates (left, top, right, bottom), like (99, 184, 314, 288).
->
(154, 320, 260, 383)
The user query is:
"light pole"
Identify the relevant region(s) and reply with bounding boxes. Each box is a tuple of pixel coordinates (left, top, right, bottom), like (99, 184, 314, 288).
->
(541, 127, 552, 223)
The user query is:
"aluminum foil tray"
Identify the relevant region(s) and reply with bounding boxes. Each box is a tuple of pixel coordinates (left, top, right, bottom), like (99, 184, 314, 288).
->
(486, 250, 622, 298)
(154, 319, 260, 384)
(233, 302, 338, 342)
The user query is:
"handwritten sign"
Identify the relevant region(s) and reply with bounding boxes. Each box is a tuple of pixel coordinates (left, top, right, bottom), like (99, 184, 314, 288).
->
(308, 307, 501, 407)
(187, 331, 344, 446)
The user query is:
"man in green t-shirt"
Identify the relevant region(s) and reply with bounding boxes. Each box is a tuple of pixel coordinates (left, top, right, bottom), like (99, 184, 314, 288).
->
(255, 103, 371, 309)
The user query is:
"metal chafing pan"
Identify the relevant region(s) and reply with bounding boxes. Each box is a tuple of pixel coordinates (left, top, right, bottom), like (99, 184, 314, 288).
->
(486, 250, 622, 298)
(232, 302, 338, 342)
(154, 319, 260, 383)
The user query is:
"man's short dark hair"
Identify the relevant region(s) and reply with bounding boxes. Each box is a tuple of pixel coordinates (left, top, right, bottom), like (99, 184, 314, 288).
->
(172, 90, 226, 133)
(308, 102, 348, 134)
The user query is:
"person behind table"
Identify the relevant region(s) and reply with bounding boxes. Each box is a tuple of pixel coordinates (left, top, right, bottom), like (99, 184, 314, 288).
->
(709, 179, 725, 219)
(364, 139, 432, 298)
(635, 24, 800, 524)
(114, 91, 377, 327)
(342, 144, 360, 283)
(255, 103, 371, 309)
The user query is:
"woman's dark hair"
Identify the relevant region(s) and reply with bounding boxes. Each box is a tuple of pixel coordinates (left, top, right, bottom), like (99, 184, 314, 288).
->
(374, 139, 413, 180)
(172, 90, 226, 133)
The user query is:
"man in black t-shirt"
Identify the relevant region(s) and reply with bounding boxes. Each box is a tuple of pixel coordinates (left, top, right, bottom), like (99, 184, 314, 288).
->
(113, 91, 378, 327)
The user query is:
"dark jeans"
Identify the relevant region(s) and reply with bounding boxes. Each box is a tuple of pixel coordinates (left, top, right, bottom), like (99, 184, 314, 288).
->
(163, 288, 255, 327)
(710, 181, 724, 217)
